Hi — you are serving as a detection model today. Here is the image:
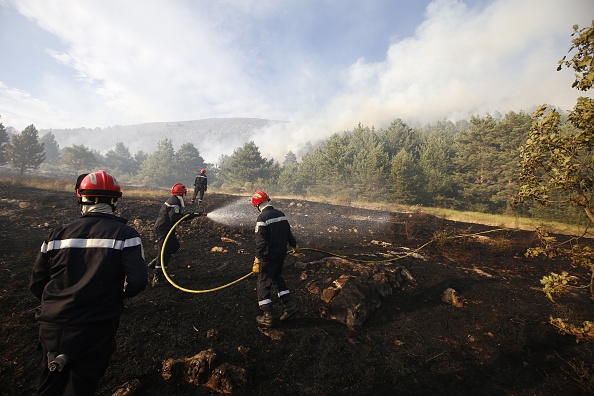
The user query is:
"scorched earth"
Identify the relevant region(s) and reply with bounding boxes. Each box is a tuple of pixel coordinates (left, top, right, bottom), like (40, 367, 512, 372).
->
(1, 182, 593, 395)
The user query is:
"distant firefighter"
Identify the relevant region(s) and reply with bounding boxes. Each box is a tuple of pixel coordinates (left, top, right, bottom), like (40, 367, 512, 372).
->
(192, 168, 208, 203)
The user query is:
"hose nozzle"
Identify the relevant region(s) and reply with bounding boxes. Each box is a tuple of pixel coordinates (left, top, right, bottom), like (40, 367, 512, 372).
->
(48, 353, 69, 372)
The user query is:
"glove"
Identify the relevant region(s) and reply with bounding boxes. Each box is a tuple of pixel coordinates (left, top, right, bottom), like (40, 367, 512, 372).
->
(252, 257, 261, 273)
(185, 212, 197, 220)
(291, 245, 300, 253)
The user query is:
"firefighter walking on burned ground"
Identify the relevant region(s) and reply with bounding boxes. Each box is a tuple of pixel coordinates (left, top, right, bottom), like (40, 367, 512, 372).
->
(251, 190, 299, 327)
(152, 183, 189, 286)
(29, 170, 148, 395)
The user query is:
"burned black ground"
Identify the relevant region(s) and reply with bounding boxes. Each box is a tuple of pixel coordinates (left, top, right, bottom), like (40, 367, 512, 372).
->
(1, 183, 593, 395)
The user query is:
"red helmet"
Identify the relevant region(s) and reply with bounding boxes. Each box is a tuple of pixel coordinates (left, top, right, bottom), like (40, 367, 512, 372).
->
(171, 183, 187, 196)
(252, 190, 270, 207)
(200, 168, 206, 174)
(76, 170, 122, 199)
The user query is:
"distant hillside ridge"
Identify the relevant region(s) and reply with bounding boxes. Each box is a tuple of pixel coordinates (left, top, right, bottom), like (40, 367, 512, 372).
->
(41, 117, 285, 163)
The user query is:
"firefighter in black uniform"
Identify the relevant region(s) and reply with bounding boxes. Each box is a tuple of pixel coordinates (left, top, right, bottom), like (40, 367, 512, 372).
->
(251, 190, 299, 327)
(29, 170, 148, 395)
(191, 168, 207, 203)
(152, 183, 187, 285)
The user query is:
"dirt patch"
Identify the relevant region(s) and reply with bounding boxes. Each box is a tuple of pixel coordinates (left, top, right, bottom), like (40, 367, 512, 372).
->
(1, 183, 593, 395)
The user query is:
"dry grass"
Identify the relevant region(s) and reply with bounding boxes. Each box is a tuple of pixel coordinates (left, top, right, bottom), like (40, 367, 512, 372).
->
(420, 207, 592, 237)
(278, 194, 590, 237)
(0, 174, 73, 192)
(1, 174, 586, 237)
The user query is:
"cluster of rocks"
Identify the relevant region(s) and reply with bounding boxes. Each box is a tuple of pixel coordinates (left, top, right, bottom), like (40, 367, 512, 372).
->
(296, 256, 414, 330)
(112, 348, 247, 395)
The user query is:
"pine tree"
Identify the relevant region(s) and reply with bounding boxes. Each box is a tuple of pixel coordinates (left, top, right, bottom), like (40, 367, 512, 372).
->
(218, 141, 274, 192)
(61, 144, 96, 175)
(176, 142, 205, 187)
(418, 123, 457, 203)
(8, 124, 45, 174)
(138, 138, 177, 187)
(0, 123, 10, 165)
(104, 142, 137, 176)
(39, 132, 60, 164)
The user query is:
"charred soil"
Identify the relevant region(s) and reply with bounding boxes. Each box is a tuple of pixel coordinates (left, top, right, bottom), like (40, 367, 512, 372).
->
(1, 183, 593, 395)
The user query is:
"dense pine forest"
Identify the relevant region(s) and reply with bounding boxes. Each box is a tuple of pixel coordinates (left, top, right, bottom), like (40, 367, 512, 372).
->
(0, 110, 584, 224)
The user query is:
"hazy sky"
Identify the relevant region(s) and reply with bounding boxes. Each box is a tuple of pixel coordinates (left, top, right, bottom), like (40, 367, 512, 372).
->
(1, 0, 592, 142)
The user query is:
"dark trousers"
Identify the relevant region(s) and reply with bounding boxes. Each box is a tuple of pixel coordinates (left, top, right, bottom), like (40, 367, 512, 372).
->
(193, 187, 205, 201)
(155, 232, 180, 269)
(36, 318, 119, 395)
(257, 259, 292, 311)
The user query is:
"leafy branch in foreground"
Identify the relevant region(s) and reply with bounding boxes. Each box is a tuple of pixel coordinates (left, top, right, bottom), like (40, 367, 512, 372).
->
(549, 317, 594, 344)
(518, 21, 594, 342)
(527, 228, 594, 342)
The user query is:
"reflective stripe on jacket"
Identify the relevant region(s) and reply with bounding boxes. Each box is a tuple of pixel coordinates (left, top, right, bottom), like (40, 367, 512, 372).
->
(255, 206, 296, 263)
(29, 212, 147, 325)
(154, 195, 184, 235)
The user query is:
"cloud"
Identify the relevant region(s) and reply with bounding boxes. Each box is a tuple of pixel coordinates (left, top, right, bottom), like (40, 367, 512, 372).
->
(0, 81, 73, 129)
(251, 0, 593, 163)
(4, 0, 274, 126)
(1, 0, 592, 162)
(311, 0, 591, 134)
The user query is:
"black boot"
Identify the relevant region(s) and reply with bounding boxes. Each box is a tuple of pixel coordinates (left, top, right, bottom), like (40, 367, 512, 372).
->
(280, 299, 298, 321)
(256, 311, 275, 327)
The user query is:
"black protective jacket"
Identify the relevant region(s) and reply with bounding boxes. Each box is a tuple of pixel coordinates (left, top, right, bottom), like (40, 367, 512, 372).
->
(255, 206, 296, 263)
(154, 195, 184, 236)
(194, 174, 207, 191)
(29, 212, 147, 325)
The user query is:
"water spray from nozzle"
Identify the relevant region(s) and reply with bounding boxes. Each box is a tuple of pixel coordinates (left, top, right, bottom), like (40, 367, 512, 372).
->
(203, 197, 255, 226)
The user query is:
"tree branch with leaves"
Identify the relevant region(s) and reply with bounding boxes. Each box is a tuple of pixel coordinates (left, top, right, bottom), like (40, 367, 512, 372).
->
(517, 21, 594, 342)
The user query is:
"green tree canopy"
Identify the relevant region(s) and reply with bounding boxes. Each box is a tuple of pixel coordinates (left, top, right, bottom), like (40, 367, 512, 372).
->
(138, 138, 177, 187)
(134, 150, 148, 170)
(0, 123, 9, 165)
(61, 144, 96, 175)
(219, 141, 274, 192)
(39, 132, 60, 164)
(283, 151, 298, 166)
(390, 148, 422, 204)
(104, 142, 136, 176)
(378, 118, 422, 159)
(296, 133, 348, 198)
(176, 142, 205, 187)
(453, 114, 530, 213)
(418, 123, 457, 202)
(517, 22, 594, 341)
(518, 21, 594, 222)
(8, 124, 45, 174)
(344, 125, 390, 200)
(275, 162, 301, 195)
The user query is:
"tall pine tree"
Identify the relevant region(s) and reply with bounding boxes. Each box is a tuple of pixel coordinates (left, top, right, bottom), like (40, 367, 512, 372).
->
(8, 124, 45, 174)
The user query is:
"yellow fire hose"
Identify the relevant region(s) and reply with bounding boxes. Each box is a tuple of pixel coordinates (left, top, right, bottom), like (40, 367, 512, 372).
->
(157, 212, 512, 293)
(159, 212, 255, 293)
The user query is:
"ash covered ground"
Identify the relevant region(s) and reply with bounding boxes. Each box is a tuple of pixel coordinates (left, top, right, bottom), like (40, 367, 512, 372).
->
(1, 183, 593, 395)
